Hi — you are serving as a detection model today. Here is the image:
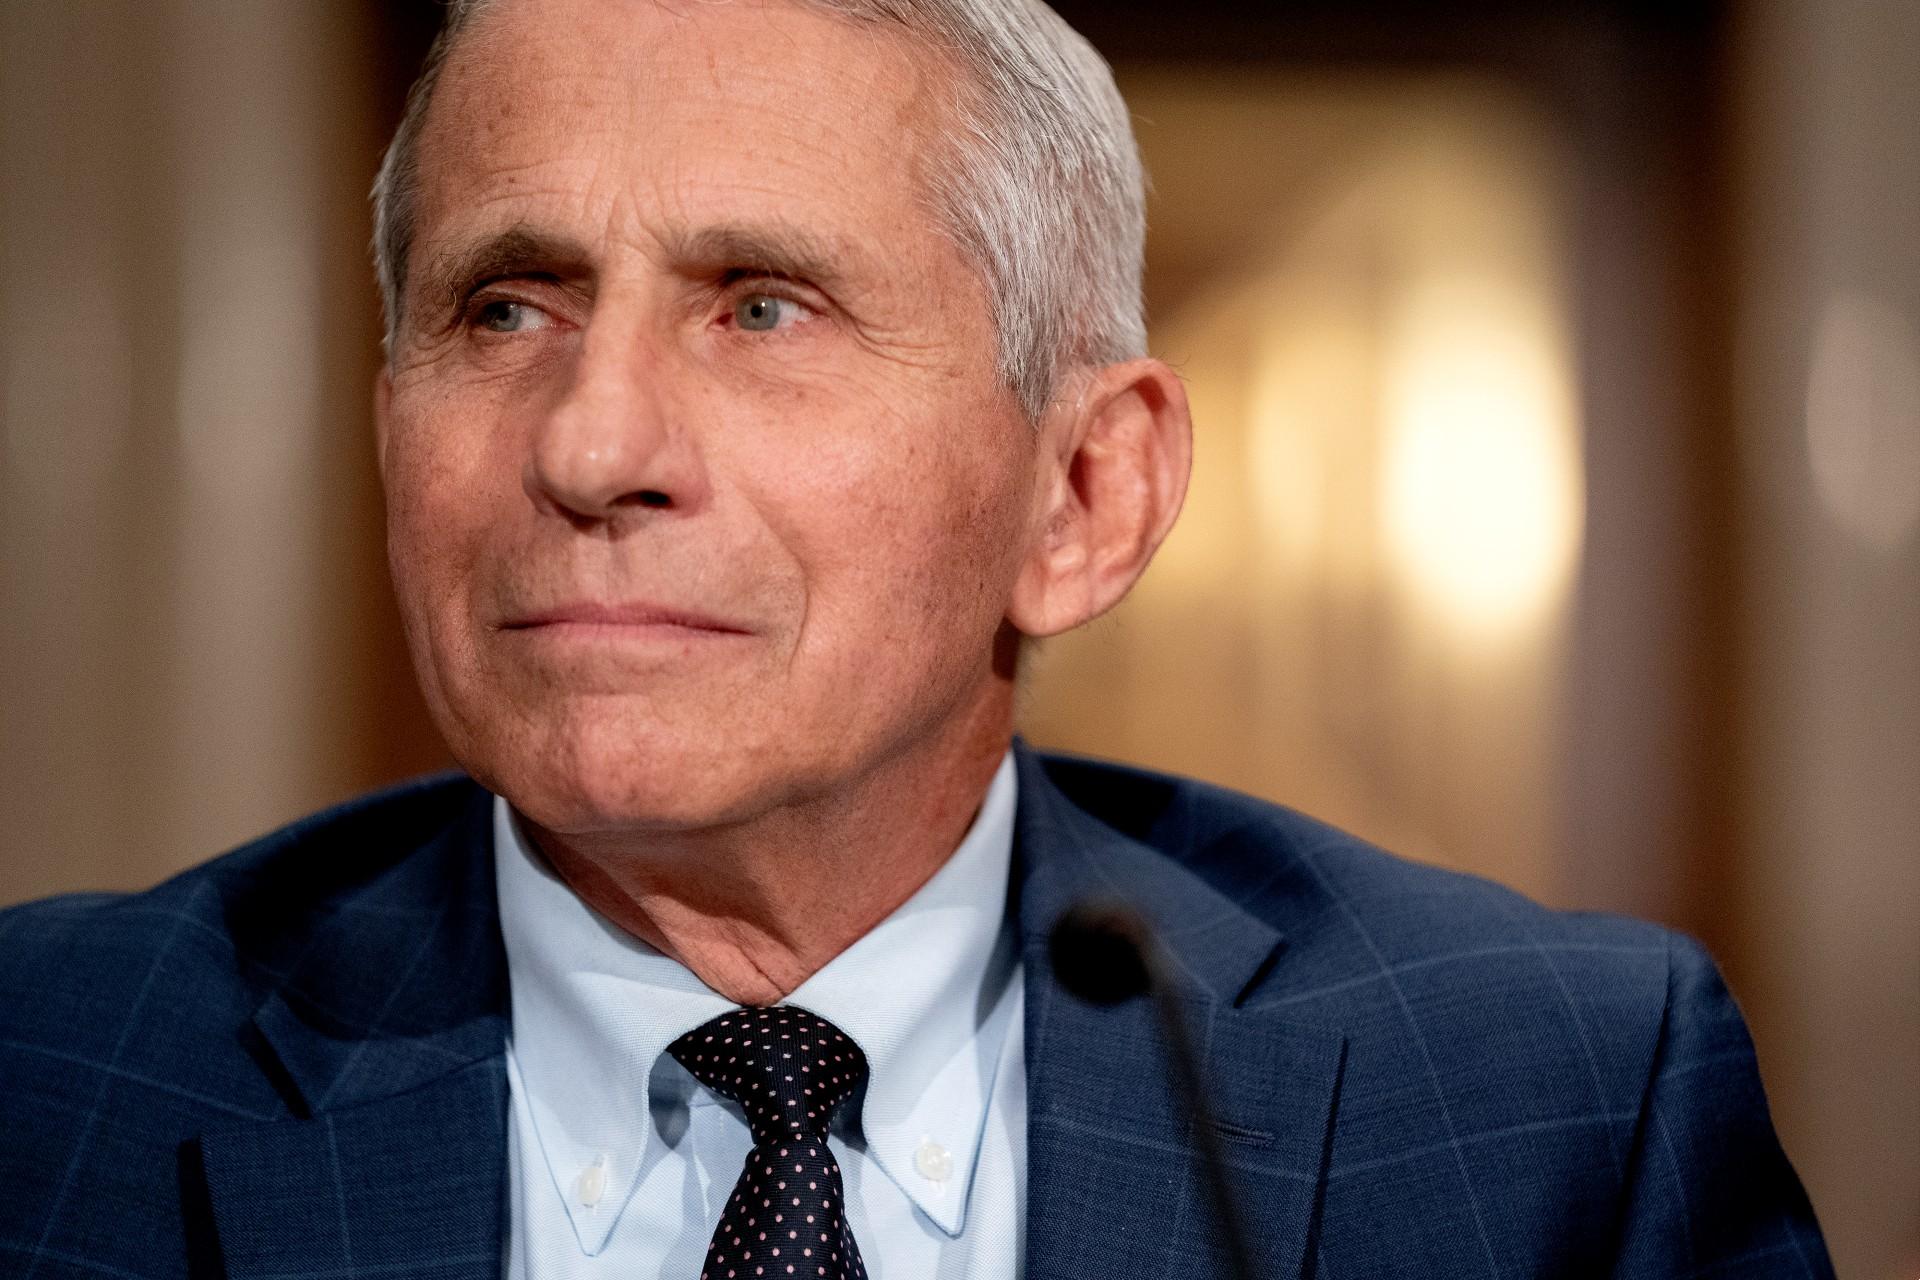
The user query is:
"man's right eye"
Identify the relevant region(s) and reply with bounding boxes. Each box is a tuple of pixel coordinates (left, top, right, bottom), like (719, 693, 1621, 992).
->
(472, 299, 550, 333)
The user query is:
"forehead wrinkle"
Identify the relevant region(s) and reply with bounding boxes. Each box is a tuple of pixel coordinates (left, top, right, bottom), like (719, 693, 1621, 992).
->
(413, 0, 994, 343)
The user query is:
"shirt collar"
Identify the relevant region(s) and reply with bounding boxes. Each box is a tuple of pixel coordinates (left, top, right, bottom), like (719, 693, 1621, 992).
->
(494, 750, 1020, 1249)
(783, 751, 1020, 1235)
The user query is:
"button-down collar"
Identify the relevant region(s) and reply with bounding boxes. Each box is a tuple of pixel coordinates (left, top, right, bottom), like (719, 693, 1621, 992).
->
(494, 751, 1019, 1252)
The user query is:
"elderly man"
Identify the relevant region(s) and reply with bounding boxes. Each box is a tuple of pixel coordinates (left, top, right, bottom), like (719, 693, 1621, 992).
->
(0, 0, 1831, 1277)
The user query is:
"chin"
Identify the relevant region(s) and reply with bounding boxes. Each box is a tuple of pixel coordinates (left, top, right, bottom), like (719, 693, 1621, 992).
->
(455, 701, 798, 837)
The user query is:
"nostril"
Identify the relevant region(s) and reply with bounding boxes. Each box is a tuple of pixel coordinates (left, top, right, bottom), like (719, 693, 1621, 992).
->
(635, 489, 672, 509)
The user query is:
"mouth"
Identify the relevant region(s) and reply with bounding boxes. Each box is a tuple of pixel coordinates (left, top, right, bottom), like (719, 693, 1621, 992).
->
(498, 602, 754, 637)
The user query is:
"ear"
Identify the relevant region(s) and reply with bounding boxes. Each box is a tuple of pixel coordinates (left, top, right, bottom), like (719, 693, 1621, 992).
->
(1007, 358, 1193, 638)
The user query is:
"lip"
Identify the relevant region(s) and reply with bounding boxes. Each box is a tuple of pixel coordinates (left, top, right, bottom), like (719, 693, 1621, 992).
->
(499, 601, 752, 635)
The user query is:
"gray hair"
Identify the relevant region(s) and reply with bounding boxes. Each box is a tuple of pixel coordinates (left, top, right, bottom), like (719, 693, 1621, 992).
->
(370, 0, 1147, 418)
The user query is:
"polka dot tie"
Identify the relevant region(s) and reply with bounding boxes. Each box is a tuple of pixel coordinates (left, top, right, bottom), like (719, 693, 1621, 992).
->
(668, 1006, 869, 1280)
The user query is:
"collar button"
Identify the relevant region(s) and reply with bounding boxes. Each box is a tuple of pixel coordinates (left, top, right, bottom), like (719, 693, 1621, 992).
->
(575, 1157, 608, 1208)
(913, 1139, 953, 1183)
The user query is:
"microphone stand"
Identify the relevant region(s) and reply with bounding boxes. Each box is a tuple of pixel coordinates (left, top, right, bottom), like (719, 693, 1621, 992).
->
(1049, 901, 1259, 1280)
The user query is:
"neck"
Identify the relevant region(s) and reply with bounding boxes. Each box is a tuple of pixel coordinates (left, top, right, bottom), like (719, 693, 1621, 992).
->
(526, 688, 1015, 1006)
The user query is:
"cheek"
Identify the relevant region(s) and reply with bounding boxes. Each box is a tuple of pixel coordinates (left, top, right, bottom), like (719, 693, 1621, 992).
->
(750, 388, 1030, 655)
(382, 397, 512, 633)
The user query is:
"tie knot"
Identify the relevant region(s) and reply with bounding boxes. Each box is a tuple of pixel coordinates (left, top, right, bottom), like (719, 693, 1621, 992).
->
(668, 1005, 867, 1143)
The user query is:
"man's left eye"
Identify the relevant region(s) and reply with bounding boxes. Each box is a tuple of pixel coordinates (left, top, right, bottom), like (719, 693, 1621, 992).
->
(732, 294, 806, 333)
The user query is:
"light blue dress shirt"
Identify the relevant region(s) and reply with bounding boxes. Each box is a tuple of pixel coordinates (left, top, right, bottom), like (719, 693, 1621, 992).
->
(494, 752, 1025, 1280)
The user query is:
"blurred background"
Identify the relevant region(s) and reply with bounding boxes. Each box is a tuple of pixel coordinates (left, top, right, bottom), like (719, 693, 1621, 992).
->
(1, 0, 1914, 1272)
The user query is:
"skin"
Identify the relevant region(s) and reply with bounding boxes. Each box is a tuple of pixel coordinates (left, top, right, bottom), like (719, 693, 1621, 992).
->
(375, 0, 1193, 1004)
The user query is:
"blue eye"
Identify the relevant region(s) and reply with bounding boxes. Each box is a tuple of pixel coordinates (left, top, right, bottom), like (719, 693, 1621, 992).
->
(476, 300, 543, 333)
(734, 294, 789, 332)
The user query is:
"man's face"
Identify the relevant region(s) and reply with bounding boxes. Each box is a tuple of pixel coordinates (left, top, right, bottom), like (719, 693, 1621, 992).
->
(379, 0, 1041, 835)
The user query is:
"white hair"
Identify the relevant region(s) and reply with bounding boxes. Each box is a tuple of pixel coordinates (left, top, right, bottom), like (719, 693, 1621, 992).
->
(369, 0, 1147, 419)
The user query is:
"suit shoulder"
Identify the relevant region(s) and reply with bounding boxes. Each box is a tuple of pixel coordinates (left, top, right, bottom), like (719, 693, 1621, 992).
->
(0, 774, 485, 1266)
(1033, 748, 1677, 988)
(1037, 753, 1728, 1263)
(0, 772, 486, 1042)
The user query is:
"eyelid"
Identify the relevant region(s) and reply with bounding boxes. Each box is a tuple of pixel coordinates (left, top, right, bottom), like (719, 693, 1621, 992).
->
(454, 274, 828, 335)
(719, 274, 828, 325)
(460, 283, 565, 333)
(461, 270, 576, 308)
(721, 262, 835, 300)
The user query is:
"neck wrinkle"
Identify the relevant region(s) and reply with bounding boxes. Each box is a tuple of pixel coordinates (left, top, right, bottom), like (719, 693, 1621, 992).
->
(523, 682, 1015, 1004)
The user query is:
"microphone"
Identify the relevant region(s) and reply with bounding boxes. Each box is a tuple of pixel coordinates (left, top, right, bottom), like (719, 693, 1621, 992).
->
(1050, 901, 1258, 1280)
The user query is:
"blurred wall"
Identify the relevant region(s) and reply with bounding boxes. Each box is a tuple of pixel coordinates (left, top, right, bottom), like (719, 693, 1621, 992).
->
(1730, 0, 1920, 1271)
(0, 0, 441, 906)
(1024, 76, 1584, 905)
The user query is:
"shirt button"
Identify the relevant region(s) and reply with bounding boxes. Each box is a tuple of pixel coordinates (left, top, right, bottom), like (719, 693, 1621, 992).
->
(575, 1159, 608, 1207)
(913, 1139, 953, 1183)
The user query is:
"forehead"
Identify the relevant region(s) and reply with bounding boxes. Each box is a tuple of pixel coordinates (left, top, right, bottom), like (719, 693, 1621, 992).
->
(414, 0, 957, 268)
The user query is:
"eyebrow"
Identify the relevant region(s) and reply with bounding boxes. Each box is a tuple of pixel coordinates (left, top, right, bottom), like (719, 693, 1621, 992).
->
(418, 225, 595, 315)
(658, 223, 856, 290)
(413, 219, 867, 321)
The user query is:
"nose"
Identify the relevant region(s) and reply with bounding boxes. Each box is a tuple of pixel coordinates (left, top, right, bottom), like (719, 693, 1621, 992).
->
(526, 317, 709, 527)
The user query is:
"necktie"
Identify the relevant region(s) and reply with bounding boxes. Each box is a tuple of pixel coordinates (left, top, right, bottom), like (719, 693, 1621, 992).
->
(669, 1006, 870, 1280)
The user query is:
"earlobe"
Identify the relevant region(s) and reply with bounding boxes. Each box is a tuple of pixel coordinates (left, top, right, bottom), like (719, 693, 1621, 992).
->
(1007, 359, 1193, 639)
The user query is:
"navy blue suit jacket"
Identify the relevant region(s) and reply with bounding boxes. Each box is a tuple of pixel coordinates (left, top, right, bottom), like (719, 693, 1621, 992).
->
(1, 745, 1832, 1278)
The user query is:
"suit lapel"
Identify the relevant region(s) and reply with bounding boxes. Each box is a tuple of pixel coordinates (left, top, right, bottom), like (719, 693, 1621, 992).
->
(195, 779, 512, 1280)
(197, 1058, 508, 1280)
(1014, 745, 1346, 1280)
(189, 752, 1344, 1278)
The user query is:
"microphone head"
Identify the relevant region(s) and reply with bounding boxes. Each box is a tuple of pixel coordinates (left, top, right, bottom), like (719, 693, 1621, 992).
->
(1049, 900, 1155, 1005)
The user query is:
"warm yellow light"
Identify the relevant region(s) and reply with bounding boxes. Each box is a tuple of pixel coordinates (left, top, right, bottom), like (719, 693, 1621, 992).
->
(1381, 275, 1583, 639)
